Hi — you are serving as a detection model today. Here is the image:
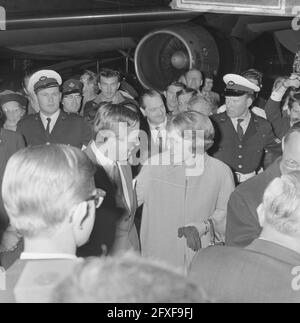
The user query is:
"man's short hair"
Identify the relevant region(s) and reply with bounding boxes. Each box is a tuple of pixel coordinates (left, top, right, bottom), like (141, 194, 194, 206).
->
(93, 102, 140, 140)
(139, 89, 164, 110)
(242, 69, 263, 88)
(185, 68, 203, 80)
(2, 144, 96, 238)
(261, 171, 300, 236)
(52, 253, 208, 303)
(283, 121, 300, 144)
(167, 111, 215, 151)
(176, 87, 198, 100)
(81, 70, 99, 94)
(98, 68, 121, 83)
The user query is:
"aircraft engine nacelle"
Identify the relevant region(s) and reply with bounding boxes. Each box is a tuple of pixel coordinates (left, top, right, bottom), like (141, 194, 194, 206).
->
(134, 23, 250, 91)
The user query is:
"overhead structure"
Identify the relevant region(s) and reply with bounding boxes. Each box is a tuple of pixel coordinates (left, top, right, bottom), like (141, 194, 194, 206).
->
(171, 0, 299, 17)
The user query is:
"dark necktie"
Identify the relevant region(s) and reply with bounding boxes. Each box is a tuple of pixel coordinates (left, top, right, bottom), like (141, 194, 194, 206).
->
(156, 127, 163, 154)
(45, 118, 51, 136)
(237, 119, 244, 141)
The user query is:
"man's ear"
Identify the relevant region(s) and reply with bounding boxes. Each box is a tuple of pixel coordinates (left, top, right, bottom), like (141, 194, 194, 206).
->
(257, 204, 266, 227)
(71, 201, 88, 232)
(140, 108, 146, 117)
(59, 92, 62, 101)
(246, 96, 254, 109)
(117, 82, 120, 90)
(163, 91, 167, 98)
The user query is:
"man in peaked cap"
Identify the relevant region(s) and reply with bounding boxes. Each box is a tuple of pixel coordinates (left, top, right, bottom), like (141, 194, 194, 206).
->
(17, 70, 92, 149)
(62, 79, 83, 114)
(210, 73, 281, 185)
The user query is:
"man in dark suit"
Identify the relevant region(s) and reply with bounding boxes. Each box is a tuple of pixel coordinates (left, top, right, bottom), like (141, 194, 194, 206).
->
(17, 70, 92, 149)
(78, 102, 141, 257)
(189, 172, 300, 303)
(226, 123, 300, 247)
(139, 90, 168, 164)
(210, 74, 281, 184)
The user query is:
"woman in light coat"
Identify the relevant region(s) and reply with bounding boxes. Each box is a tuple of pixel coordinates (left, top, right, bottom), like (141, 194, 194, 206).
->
(136, 111, 235, 274)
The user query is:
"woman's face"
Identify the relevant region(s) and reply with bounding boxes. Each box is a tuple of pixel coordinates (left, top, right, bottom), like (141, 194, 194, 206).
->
(290, 102, 300, 125)
(2, 101, 25, 125)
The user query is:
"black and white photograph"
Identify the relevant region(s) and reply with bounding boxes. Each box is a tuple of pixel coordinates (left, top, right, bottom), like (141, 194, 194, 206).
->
(0, 0, 300, 306)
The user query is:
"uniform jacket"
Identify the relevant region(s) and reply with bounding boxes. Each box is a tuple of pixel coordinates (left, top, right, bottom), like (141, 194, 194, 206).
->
(210, 112, 281, 175)
(16, 110, 92, 149)
(0, 129, 25, 240)
(189, 239, 300, 303)
(78, 144, 140, 256)
(264, 98, 290, 139)
(225, 158, 281, 247)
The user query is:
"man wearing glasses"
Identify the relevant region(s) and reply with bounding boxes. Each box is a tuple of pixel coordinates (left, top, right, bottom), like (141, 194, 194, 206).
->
(62, 79, 83, 114)
(0, 144, 104, 303)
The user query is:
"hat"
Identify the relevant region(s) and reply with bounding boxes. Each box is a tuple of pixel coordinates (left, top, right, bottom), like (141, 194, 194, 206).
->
(0, 91, 27, 107)
(28, 70, 62, 94)
(62, 79, 83, 95)
(223, 74, 261, 97)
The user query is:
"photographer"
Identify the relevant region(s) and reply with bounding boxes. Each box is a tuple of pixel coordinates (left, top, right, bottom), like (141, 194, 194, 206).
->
(264, 74, 300, 139)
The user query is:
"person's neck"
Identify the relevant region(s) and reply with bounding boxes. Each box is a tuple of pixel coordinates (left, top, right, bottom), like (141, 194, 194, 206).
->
(234, 109, 250, 120)
(260, 226, 300, 255)
(24, 238, 76, 256)
(148, 118, 166, 128)
(4, 121, 17, 131)
(40, 109, 59, 118)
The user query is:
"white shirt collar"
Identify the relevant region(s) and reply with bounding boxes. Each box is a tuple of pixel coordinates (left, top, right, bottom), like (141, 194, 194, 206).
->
(20, 252, 77, 261)
(90, 140, 115, 167)
(148, 118, 167, 131)
(40, 109, 61, 132)
(230, 110, 251, 124)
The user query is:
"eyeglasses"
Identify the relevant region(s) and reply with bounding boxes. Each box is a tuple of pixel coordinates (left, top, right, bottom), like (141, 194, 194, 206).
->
(86, 188, 106, 209)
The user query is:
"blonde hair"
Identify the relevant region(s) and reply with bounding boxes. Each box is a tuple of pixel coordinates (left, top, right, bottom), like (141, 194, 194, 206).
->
(167, 111, 215, 151)
(261, 171, 300, 236)
(2, 144, 95, 238)
(52, 252, 209, 303)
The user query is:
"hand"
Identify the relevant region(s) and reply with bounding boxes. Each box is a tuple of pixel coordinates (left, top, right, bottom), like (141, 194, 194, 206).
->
(0, 227, 21, 253)
(178, 226, 202, 252)
(283, 74, 300, 89)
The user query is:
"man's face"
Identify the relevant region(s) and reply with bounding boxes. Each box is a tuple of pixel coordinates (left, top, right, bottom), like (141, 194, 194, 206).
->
(203, 78, 213, 92)
(144, 95, 166, 125)
(2, 101, 25, 125)
(99, 76, 119, 101)
(178, 93, 193, 113)
(290, 102, 300, 125)
(36, 87, 61, 116)
(62, 93, 82, 114)
(225, 95, 251, 118)
(166, 85, 181, 111)
(281, 132, 300, 174)
(116, 123, 140, 162)
(80, 74, 95, 96)
(186, 70, 203, 90)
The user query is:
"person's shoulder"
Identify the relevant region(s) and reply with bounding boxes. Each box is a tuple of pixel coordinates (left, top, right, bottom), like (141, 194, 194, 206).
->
(191, 245, 247, 270)
(1, 128, 22, 140)
(211, 112, 227, 123)
(206, 154, 231, 171)
(62, 111, 88, 124)
(252, 112, 271, 128)
(18, 113, 38, 126)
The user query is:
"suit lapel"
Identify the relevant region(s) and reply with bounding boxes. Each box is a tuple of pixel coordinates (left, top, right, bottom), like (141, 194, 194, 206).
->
(243, 113, 258, 143)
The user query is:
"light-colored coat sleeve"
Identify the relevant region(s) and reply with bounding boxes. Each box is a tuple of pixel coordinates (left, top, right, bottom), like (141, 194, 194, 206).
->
(136, 165, 151, 207)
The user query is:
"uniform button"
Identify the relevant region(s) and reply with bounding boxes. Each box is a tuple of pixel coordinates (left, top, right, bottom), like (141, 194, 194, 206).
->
(238, 155, 243, 159)
(238, 165, 243, 169)
(238, 145, 243, 149)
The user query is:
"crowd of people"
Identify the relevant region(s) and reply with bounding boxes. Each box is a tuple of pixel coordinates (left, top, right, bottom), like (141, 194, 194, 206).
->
(0, 64, 300, 303)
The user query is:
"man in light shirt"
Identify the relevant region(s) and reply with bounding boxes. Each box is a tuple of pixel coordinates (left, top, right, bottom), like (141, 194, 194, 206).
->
(0, 144, 103, 303)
